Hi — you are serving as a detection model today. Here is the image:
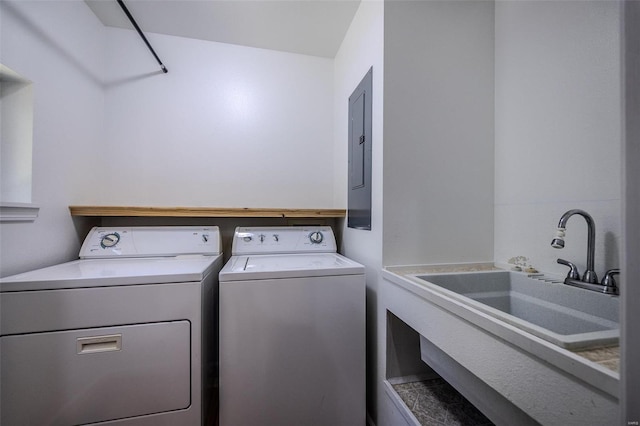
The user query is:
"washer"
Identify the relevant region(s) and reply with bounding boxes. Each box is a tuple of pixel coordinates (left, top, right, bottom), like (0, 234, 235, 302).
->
(0, 226, 223, 426)
(219, 226, 365, 426)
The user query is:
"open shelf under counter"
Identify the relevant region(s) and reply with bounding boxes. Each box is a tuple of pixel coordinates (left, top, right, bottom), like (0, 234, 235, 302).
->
(68, 206, 346, 219)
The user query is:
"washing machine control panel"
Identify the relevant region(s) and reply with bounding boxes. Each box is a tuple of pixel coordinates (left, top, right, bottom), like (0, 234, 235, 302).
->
(232, 226, 337, 255)
(79, 226, 221, 258)
(100, 232, 121, 248)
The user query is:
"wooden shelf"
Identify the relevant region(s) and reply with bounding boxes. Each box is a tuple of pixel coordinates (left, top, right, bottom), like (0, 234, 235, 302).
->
(69, 206, 346, 219)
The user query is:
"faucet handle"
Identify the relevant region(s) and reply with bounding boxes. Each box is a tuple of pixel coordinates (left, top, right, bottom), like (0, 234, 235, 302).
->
(557, 258, 580, 280)
(602, 269, 620, 289)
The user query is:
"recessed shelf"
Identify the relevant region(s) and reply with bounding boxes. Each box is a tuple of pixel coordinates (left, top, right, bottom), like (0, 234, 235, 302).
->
(69, 206, 346, 219)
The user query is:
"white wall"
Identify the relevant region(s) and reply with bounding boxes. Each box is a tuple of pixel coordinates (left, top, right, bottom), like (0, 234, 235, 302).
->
(494, 1, 622, 278)
(382, 0, 495, 266)
(333, 1, 384, 422)
(101, 28, 335, 208)
(0, 3, 336, 277)
(0, 0, 105, 277)
(366, 1, 494, 424)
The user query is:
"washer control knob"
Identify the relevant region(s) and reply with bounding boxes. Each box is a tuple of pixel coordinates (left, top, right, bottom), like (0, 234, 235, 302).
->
(309, 231, 324, 244)
(100, 232, 120, 248)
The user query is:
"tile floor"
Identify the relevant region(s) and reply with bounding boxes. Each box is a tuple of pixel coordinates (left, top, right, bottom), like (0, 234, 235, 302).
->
(393, 378, 494, 426)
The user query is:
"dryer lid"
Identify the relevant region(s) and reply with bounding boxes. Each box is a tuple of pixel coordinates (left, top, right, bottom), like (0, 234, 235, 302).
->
(0, 255, 221, 292)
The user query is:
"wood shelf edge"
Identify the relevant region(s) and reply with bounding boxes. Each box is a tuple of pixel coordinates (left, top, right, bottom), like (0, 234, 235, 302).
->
(69, 206, 346, 218)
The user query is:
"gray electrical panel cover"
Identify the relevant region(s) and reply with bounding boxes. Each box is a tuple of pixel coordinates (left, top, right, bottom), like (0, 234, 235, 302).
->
(348, 68, 373, 230)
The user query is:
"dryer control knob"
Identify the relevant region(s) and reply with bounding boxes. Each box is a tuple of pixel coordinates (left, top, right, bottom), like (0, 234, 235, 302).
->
(309, 231, 324, 244)
(100, 232, 120, 248)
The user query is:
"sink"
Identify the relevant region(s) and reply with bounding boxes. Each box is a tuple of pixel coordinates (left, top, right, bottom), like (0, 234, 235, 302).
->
(412, 270, 619, 350)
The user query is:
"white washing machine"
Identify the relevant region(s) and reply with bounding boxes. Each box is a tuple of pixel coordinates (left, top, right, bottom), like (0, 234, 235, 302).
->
(219, 226, 365, 426)
(0, 226, 223, 426)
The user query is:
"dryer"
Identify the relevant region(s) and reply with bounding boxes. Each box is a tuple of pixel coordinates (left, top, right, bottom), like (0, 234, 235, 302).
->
(0, 226, 223, 426)
(219, 226, 365, 426)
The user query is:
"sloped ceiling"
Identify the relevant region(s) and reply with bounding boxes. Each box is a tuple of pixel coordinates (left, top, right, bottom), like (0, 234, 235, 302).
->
(86, 0, 361, 58)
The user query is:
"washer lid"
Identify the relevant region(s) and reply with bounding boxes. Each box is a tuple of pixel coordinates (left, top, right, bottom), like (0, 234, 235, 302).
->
(219, 253, 364, 281)
(0, 255, 221, 292)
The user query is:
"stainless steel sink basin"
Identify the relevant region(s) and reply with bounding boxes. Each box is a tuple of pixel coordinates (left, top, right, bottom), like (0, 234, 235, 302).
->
(413, 270, 619, 350)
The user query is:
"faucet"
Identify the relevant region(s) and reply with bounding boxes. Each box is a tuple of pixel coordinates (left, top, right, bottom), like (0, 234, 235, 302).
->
(551, 209, 598, 283)
(551, 209, 619, 295)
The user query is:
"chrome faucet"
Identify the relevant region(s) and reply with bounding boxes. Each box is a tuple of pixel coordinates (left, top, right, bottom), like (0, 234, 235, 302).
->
(551, 209, 619, 295)
(551, 209, 598, 283)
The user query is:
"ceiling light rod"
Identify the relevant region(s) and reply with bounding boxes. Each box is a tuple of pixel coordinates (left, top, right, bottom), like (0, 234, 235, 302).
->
(116, 0, 168, 73)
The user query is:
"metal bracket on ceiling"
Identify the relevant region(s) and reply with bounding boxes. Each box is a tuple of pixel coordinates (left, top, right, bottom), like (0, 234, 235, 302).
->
(116, 0, 168, 73)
